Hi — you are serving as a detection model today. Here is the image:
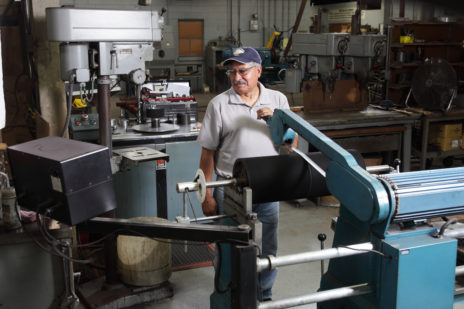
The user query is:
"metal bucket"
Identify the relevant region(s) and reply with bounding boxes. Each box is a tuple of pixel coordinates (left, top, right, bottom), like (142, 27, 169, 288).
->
(117, 217, 172, 286)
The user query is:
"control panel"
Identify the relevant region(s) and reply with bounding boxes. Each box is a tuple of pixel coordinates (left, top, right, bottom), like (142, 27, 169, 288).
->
(69, 113, 99, 141)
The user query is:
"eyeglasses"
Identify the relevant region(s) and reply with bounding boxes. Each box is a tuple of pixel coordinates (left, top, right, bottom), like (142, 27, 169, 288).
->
(226, 66, 255, 77)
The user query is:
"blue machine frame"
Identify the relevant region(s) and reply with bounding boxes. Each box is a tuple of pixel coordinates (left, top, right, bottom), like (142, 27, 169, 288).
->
(267, 109, 464, 308)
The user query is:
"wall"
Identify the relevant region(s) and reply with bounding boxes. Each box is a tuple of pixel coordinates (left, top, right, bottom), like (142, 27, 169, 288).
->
(58, 0, 311, 58)
(15, 0, 463, 135)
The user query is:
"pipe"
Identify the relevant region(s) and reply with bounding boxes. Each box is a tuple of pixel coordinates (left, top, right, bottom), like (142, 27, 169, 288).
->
(230, 0, 233, 38)
(97, 76, 112, 151)
(287, 0, 290, 32)
(366, 165, 392, 174)
(238, 0, 241, 44)
(61, 79, 74, 138)
(268, 0, 271, 42)
(189, 214, 233, 223)
(136, 84, 143, 124)
(257, 242, 373, 272)
(281, 0, 284, 31)
(274, 0, 276, 30)
(176, 178, 236, 193)
(456, 265, 464, 277)
(258, 283, 374, 309)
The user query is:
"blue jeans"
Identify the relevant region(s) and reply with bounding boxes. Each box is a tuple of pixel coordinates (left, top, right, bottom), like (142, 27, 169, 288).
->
(214, 177, 279, 301)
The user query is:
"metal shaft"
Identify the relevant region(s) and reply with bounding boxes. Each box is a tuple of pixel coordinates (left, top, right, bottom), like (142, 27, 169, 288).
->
(97, 76, 112, 151)
(456, 265, 464, 277)
(176, 178, 236, 193)
(258, 283, 374, 309)
(366, 165, 392, 174)
(257, 242, 373, 272)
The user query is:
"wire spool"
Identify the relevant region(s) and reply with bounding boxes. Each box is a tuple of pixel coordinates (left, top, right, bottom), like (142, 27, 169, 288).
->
(232, 150, 365, 204)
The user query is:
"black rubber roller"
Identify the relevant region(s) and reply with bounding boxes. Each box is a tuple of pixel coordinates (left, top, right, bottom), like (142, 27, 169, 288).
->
(146, 107, 165, 118)
(232, 150, 366, 204)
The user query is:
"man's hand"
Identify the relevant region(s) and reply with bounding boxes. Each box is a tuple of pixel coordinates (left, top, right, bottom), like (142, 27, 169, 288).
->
(257, 107, 274, 120)
(202, 188, 217, 216)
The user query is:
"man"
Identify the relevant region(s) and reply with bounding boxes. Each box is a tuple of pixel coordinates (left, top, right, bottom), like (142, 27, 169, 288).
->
(197, 46, 290, 301)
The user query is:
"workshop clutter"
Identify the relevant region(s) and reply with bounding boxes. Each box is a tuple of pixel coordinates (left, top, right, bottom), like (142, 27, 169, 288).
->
(428, 122, 463, 151)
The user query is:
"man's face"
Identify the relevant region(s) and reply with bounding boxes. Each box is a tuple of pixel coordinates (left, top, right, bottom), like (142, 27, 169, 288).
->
(228, 61, 262, 95)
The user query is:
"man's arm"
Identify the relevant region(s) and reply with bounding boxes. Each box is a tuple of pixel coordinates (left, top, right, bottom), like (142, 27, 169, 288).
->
(199, 147, 217, 216)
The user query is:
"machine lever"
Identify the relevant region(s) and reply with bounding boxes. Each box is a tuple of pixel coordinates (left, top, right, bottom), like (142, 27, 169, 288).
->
(318, 233, 327, 277)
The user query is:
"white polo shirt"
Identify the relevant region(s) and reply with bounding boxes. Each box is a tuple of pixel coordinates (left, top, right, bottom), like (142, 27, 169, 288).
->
(197, 82, 289, 177)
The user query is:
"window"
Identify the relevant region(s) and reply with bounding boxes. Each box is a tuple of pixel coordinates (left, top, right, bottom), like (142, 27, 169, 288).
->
(178, 20, 204, 57)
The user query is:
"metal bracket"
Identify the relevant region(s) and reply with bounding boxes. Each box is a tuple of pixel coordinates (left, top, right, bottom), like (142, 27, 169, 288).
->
(113, 146, 169, 171)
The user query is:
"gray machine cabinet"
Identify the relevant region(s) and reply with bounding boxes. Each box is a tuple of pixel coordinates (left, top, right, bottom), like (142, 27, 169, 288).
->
(113, 141, 202, 221)
(0, 230, 71, 308)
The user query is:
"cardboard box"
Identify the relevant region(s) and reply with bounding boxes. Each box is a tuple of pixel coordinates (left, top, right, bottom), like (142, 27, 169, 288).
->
(428, 123, 462, 151)
(364, 157, 383, 167)
(429, 123, 462, 142)
(431, 138, 462, 151)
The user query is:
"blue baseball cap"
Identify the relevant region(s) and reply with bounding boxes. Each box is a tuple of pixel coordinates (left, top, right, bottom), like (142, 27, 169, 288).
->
(222, 47, 262, 66)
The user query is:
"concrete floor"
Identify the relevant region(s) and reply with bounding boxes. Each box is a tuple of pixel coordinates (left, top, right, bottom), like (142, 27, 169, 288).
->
(139, 199, 339, 309)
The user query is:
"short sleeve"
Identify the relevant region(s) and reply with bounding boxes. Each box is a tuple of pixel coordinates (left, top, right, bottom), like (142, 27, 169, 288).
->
(197, 101, 222, 150)
(279, 92, 290, 109)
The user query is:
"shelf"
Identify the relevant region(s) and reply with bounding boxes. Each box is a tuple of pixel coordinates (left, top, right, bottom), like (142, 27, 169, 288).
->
(412, 147, 464, 159)
(391, 20, 464, 26)
(390, 62, 464, 69)
(388, 83, 411, 90)
(391, 42, 463, 48)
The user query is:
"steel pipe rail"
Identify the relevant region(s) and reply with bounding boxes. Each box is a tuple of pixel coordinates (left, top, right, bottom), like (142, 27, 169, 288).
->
(257, 242, 373, 272)
(258, 283, 374, 309)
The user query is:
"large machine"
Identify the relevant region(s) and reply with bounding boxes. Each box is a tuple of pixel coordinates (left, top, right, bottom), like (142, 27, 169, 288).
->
(288, 33, 386, 112)
(178, 109, 464, 308)
(7, 107, 464, 308)
(46, 6, 165, 148)
(265, 109, 464, 308)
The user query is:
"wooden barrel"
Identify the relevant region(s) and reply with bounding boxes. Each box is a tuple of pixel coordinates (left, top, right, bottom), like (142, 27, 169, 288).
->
(318, 195, 340, 207)
(117, 217, 171, 286)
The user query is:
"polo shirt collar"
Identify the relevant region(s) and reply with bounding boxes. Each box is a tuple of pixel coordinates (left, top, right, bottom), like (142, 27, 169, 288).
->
(228, 82, 271, 107)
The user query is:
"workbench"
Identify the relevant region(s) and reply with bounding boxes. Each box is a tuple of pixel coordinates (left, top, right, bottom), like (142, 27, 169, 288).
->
(412, 109, 464, 170)
(295, 107, 421, 171)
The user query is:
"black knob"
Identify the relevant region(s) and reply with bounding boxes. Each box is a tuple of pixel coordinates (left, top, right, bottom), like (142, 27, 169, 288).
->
(318, 233, 327, 242)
